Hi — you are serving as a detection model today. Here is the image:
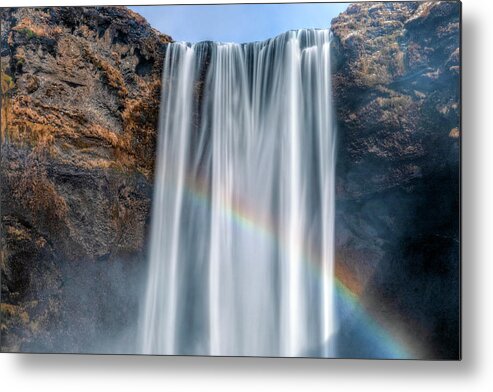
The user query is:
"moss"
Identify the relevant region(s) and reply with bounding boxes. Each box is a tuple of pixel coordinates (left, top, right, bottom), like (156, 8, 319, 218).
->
(12, 18, 52, 39)
(6, 225, 32, 242)
(18, 27, 37, 39)
(1, 71, 15, 142)
(16, 56, 26, 67)
(1, 73, 15, 93)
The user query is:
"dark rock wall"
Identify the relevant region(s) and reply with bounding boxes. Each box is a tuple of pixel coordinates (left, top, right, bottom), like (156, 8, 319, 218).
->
(1, 6, 170, 352)
(332, 1, 460, 359)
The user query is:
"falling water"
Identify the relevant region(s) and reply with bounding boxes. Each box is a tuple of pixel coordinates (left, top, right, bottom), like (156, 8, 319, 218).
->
(139, 29, 337, 357)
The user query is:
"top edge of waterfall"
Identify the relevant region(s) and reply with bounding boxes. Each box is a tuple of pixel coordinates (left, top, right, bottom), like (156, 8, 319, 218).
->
(168, 28, 332, 47)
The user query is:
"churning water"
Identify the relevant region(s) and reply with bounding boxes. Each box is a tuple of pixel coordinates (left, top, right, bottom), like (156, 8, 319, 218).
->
(139, 29, 337, 357)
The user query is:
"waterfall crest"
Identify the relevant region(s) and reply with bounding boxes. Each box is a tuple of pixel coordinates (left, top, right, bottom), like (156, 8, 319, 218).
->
(139, 29, 337, 357)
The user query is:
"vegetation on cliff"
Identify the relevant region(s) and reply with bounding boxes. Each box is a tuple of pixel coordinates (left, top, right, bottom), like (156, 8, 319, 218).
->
(1, 6, 171, 351)
(332, 1, 460, 359)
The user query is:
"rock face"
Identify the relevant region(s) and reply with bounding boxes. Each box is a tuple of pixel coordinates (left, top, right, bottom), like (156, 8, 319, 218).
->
(332, 1, 460, 359)
(1, 7, 171, 352)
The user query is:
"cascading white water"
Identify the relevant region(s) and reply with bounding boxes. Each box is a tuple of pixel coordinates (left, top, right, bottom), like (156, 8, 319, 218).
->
(139, 29, 336, 357)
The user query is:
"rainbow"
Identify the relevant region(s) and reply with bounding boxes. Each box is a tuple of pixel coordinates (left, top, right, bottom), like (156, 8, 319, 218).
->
(171, 173, 413, 358)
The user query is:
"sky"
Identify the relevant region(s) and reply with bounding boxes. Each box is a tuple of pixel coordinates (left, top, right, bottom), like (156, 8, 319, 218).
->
(129, 3, 350, 43)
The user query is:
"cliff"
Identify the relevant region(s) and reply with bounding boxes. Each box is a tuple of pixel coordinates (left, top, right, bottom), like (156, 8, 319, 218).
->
(332, 1, 460, 358)
(1, 6, 170, 352)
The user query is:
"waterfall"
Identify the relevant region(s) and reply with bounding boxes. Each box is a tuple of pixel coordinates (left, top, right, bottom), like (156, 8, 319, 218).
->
(139, 29, 337, 357)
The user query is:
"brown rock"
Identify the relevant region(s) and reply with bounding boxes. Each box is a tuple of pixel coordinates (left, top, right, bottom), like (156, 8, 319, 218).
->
(1, 6, 172, 352)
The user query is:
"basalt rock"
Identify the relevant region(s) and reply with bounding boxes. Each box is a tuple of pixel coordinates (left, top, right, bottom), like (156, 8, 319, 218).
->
(332, 1, 460, 359)
(1, 6, 171, 352)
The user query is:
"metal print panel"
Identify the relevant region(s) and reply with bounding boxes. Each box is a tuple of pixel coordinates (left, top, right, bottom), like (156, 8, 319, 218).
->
(0, 1, 461, 359)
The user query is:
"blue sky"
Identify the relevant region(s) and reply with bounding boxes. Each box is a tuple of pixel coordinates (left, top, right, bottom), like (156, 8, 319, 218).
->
(129, 3, 350, 43)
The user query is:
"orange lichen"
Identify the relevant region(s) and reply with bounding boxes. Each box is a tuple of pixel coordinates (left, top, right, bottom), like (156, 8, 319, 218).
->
(5, 92, 142, 172)
(11, 15, 64, 40)
(83, 45, 129, 98)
